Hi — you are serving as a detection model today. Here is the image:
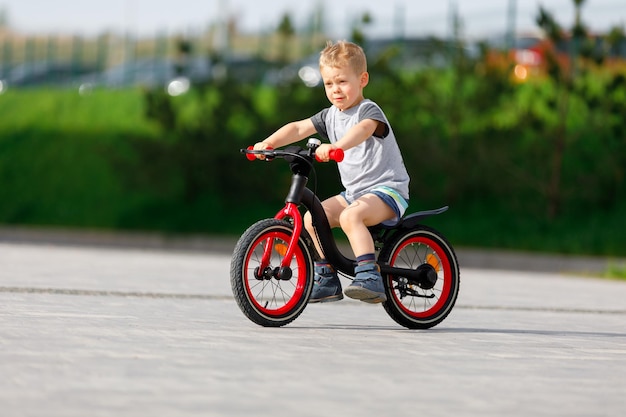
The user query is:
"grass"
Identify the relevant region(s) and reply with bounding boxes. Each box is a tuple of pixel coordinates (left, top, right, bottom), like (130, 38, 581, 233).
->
(602, 263, 626, 281)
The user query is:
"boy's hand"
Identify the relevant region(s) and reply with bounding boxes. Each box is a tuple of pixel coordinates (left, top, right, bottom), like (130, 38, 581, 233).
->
(252, 141, 272, 160)
(315, 143, 337, 162)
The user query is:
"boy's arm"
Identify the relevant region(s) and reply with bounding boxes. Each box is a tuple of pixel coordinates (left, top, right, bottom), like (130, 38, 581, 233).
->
(316, 119, 381, 161)
(254, 119, 317, 151)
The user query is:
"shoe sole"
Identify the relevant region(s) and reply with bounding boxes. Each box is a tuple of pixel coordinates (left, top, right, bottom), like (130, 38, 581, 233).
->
(344, 286, 387, 304)
(309, 293, 344, 304)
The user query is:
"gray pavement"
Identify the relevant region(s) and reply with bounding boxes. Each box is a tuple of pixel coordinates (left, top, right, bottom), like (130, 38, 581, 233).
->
(1, 240, 626, 417)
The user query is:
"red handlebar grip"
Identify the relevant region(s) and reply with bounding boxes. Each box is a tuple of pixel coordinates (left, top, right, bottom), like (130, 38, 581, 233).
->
(245, 146, 257, 161)
(315, 148, 344, 163)
(246, 145, 274, 161)
(329, 148, 344, 162)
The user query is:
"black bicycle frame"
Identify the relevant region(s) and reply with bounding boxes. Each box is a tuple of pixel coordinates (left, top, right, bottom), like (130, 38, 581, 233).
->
(272, 165, 446, 284)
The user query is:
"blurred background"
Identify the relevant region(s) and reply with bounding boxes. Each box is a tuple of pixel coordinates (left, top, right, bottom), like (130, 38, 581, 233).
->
(0, 0, 625, 259)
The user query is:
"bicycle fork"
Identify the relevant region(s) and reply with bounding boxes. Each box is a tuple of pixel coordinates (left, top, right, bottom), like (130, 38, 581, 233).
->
(254, 202, 303, 281)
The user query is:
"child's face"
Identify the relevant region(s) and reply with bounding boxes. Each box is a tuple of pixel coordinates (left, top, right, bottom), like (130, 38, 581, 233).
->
(320, 65, 368, 111)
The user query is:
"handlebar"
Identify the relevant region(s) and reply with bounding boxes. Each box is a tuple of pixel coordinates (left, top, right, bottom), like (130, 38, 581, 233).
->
(243, 146, 344, 163)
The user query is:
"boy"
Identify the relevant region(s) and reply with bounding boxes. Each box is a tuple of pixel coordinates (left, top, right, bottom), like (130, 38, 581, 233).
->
(253, 40, 410, 304)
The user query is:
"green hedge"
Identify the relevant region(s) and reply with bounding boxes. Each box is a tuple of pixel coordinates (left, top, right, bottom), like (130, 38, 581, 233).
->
(1, 64, 625, 255)
(0, 90, 158, 228)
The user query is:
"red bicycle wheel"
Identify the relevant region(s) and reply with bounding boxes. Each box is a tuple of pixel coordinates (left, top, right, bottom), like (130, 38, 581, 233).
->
(231, 219, 313, 327)
(379, 226, 460, 329)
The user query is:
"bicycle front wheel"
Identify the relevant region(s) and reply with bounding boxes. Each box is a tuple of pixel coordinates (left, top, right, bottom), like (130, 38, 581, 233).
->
(379, 225, 460, 329)
(230, 219, 314, 327)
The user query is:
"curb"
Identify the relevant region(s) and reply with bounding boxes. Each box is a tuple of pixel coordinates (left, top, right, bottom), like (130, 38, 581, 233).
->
(1, 226, 623, 276)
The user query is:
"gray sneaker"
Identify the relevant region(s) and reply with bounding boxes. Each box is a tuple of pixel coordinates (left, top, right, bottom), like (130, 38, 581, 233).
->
(344, 263, 387, 304)
(309, 264, 343, 303)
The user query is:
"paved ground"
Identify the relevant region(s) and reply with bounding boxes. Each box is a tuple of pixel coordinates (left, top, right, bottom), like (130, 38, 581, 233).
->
(1, 239, 625, 417)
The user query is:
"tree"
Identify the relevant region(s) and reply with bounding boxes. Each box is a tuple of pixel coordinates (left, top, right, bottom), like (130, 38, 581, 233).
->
(605, 24, 625, 58)
(535, 0, 589, 219)
(351, 12, 372, 46)
(277, 13, 296, 64)
(0, 7, 9, 29)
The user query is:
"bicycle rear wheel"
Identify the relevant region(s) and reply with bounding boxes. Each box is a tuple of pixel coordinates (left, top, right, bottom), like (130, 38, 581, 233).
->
(379, 225, 460, 329)
(230, 219, 314, 327)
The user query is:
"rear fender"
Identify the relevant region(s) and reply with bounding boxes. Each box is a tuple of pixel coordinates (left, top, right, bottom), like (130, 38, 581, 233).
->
(369, 206, 449, 246)
(398, 206, 449, 229)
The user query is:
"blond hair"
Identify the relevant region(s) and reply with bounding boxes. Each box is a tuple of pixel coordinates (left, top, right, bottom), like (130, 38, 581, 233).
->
(319, 40, 367, 75)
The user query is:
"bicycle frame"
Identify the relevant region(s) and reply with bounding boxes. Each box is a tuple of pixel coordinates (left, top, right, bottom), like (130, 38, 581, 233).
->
(283, 186, 447, 285)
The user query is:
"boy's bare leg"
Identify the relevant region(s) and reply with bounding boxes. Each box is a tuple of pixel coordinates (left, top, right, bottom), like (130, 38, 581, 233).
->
(339, 194, 395, 257)
(303, 195, 348, 259)
(341, 194, 394, 303)
(304, 195, 349, 303)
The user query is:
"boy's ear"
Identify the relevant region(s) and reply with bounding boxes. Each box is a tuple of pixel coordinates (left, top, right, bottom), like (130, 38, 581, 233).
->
(360, 72, 369, 87)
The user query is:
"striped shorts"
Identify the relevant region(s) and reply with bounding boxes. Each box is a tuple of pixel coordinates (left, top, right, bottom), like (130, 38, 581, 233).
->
(341, 185, 409, 226)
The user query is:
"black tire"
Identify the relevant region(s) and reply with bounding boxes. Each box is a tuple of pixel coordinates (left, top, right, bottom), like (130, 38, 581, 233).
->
(379, 225, 460, 329)
(230, 219, 314, 327)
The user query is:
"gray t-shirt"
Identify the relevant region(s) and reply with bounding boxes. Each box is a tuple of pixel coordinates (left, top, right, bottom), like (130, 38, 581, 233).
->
(310, 99, 410, 201)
